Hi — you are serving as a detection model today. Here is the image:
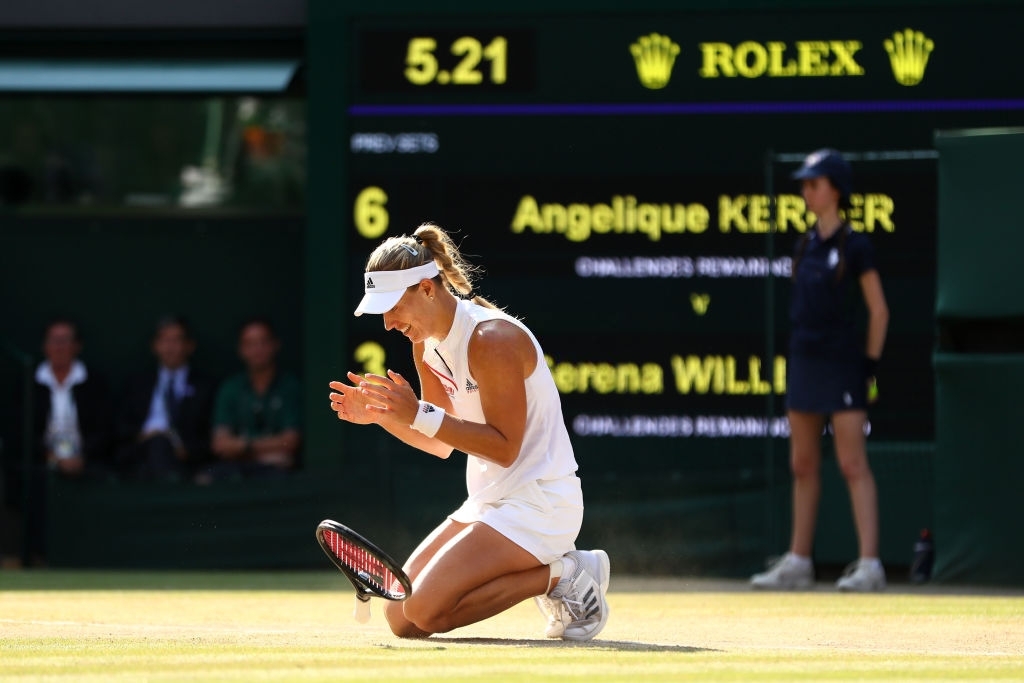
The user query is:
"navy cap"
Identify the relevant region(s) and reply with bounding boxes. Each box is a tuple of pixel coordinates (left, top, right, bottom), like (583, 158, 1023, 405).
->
(791, 148, 852, 199)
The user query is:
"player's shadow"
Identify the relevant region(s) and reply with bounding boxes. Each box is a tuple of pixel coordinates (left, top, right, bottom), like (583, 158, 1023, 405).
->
(414, 637, 716, 652)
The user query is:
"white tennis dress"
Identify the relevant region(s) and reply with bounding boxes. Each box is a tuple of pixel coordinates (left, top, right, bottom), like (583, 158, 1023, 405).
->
(422, 299, 583, 563)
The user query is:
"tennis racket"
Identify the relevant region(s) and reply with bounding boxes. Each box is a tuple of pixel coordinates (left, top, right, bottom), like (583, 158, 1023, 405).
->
(315, 519, 412, 623)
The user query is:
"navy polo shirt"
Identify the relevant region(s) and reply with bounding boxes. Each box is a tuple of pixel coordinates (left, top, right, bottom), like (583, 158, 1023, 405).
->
(789, 224, 877, 359)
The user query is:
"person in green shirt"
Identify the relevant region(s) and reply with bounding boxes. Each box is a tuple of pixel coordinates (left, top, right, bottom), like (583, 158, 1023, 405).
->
(196, 317, 301, 484)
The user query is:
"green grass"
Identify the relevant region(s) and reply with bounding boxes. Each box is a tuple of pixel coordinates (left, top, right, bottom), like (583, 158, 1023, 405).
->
(2, 571, 1023, 681)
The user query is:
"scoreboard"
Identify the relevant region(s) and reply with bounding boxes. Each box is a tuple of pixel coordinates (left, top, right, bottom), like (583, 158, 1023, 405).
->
(306, 1, 1024, 566)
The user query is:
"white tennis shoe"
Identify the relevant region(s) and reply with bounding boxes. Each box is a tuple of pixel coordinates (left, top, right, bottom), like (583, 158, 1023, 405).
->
(836, 559, 887, 592)
(750, 553, 815, 590)
(547, 549, 610, 641)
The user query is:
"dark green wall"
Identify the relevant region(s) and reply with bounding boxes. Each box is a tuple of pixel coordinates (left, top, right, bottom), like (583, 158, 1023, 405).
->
(932, 128, 1024, 584)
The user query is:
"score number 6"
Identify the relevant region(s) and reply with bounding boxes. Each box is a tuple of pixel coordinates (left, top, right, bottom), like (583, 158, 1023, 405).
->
(354, 186, 389, 239)
(404, 36, 507, 86)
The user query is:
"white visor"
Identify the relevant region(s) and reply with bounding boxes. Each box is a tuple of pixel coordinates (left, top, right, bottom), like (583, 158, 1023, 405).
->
(354, 261, 440, 316)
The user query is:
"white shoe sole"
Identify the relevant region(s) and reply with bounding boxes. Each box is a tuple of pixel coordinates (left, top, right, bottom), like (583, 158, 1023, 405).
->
(837, 580, 886, 592)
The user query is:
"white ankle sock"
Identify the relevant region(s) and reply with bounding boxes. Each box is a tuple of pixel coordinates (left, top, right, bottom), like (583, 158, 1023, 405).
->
(548, 555, 576, 595)
(561, 554, 577, 579)
(787, 553, 812, 568)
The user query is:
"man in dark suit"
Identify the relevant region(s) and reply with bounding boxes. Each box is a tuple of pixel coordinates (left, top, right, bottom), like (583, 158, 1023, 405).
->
(115, 315, 216, 482)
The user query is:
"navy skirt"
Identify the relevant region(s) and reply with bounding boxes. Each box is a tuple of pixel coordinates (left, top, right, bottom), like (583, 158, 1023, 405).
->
(786, 353, 867, 413)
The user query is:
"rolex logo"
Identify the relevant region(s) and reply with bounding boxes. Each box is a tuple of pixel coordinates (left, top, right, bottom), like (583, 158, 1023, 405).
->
(630, 33, 680, 89)
(884, 28, 934, 86)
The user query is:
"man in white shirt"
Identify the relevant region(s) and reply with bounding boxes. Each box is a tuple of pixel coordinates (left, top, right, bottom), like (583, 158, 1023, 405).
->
(2, 319, 112, 567)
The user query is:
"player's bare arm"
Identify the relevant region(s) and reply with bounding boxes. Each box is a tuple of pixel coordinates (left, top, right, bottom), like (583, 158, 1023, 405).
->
(356, 320, 532, 467)
(461, 319, 533, 467)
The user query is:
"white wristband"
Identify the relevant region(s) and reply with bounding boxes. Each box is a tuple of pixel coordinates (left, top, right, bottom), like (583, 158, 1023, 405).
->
(411, 400, 445, 438)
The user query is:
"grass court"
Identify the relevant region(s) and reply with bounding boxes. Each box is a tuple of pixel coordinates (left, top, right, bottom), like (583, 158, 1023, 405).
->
(2, 571, 1023, 681)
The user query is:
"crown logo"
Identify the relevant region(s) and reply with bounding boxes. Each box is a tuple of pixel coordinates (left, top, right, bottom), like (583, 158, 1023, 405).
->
(630, 33, 680, 90)
(884, 28, 934, 86)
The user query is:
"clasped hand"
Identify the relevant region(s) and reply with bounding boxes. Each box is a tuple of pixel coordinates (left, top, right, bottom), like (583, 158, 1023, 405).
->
(328, 369, 419, 428)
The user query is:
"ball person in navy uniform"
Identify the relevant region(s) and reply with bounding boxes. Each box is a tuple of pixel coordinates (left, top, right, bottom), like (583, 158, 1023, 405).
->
(752, 149, 890, 592)
(328, 223, 609, 640)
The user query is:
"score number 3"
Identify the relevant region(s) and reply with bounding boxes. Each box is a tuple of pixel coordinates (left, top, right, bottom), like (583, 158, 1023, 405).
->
(405, 36, 507, 86)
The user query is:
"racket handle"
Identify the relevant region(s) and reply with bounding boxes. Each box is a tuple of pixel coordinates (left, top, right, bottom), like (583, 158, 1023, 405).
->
(353, 594, 371, 623)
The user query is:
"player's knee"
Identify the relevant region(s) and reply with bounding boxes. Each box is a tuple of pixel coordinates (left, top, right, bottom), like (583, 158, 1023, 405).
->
(384, 602, 431, 638)
(389, 621, 431, 638)
(402, 595, 456, 635)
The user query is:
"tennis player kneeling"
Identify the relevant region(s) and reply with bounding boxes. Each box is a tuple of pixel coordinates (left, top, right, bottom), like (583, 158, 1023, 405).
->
(328, 223, 609, 641)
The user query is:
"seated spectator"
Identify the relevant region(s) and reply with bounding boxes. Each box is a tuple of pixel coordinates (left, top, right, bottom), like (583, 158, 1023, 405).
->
(115, 315, 216, 482)
(33, 318, 114, 477)
(196, 317, 301, 484)
(1, 318, 113, 567)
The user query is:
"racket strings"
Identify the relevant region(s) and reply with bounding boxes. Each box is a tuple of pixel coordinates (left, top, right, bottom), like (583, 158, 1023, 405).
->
(325, 530, 404, 599)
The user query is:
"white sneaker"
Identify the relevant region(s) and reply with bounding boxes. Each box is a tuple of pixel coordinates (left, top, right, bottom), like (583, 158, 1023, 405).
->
(750, 553, 815, 590)
(836, 559, 887, 592)
(548, 549, 610, 641)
